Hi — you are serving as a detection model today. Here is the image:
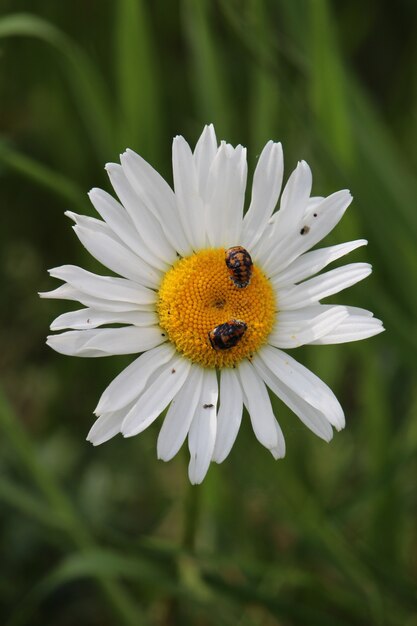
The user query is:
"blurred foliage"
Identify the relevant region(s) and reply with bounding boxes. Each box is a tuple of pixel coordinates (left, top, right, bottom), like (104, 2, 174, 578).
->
(0, 0, 416, 624)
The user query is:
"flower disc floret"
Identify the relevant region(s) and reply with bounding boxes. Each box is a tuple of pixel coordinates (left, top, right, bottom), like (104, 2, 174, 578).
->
(157, 248, 276, 368)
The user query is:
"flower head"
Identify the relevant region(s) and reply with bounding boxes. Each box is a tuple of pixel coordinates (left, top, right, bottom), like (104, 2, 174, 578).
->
(41, 125, 384, 484)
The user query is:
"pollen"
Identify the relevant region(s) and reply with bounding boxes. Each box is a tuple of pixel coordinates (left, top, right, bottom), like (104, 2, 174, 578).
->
(157, 248, 276, 368)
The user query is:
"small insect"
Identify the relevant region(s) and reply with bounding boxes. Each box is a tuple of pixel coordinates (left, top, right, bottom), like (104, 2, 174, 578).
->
(208, 319, 247, 350)
(300, 225, 310, 235)
(203, 403, 214, 409)
(225, 246, 253, 288)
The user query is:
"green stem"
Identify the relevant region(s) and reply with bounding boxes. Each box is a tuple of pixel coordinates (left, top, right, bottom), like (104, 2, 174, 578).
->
(182, 481, 202, 553)
(161, 458, 205, 625)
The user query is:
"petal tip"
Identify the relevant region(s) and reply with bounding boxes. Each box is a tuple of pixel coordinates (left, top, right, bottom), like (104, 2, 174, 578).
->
(64, 210, 77, 222)
(269, 446, 286, 460)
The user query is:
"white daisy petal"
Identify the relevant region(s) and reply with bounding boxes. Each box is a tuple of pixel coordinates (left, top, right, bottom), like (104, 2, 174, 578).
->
(237, 359, 279, 451)
(47, 326, 164, 358)
(272, 239, 368, 288)
(278, 263, 372, 310)
(87, 188, 143, 254)
(121, 356, 191, 437)
(87, 405, 132, 446)
(73, 224, 160, 288)
(311, 314, 384, 344)
(225, 145, 248, 247)
(95, 343, 175, 415)
(241, 141, 283, 249)
(120, 149, 191, 256)
(307, 196, 325, 210)
(205, 142, 247, 248)
(40, 283, 152, 313)
(263, 195, 325, 231)
(40, 283, 83, 301)
(88, 187, 169, 272)
(188, 369, 218, 485)
(269, 306, 349, 348)
(268, 419, 286, 460)
(344, 305, 374, 317)
(272, 160, 312, 237)
(274, 304, 345, 324)
(258, 189, 353, 275)
(193, 123, 218, 202)
(157, 365, 204, 462)
(64, 211, 107, 233)
(48, 265, 156, 305)
(212, 368, 243, 464)
(50, 308, 158, 331)
(253, 355, 333, 442)
(172, 136, 206, 250)
(258, 345, 345, 430)
(106, 163, 177, 266)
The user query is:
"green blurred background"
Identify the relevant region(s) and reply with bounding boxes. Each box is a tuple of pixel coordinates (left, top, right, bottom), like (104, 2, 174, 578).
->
(0, 1, 416, 624)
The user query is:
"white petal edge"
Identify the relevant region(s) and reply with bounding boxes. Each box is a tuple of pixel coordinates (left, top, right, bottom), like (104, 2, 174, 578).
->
(88, 187, 169, 272)
(213, 369, 243, 463)
(47, 326, 165, 358)
(272, 160, 312, 239)
(258, 345, 345, 430)
(87, 404, 134, 446)
(40, 283, 154, 313)
(253, 356, 334, 442)
(47, 265, 156, 305)
(205, 142, 247, 248)
(237, 359, 281, 452)
(50, 308, 158, 331)
(256, 190, 353, 276)
(172, 135, 206, 250)
(121, 355, 191, 437)
(271, 239, 368, 289)
(105, 163, 177, 266)
(188, 369, 218, 485)
(269, 306, 349, 349)
(212, 368, 243, 464)
(193, 123, 218, 203)
(95, 343, 176, 415)
(278, 263, 372, 310)
(73, 224, 161, 288)
(241, 141, 283, 249)
(120, 149, 191, 256)
(311, 314, 385, 344)
(157, 365, 204, 461)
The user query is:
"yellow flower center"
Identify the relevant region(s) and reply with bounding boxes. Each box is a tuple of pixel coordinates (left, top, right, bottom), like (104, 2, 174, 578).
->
(157, 248, 276, 368)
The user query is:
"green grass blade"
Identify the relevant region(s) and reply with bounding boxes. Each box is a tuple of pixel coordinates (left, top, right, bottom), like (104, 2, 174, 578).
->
(247, 0, 281, 150)
(0, 387, 141, 626)
(0, 13, 115, 161)
(0, 478, 62, 531)
(0, 139, 86, 211)
(114, 0, 162, 158)
(308, 0, 353, 166)
(182, 0, 234, 136)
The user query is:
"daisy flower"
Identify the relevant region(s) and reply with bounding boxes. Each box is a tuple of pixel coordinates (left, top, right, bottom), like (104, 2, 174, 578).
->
(41, 125, 384, 484)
